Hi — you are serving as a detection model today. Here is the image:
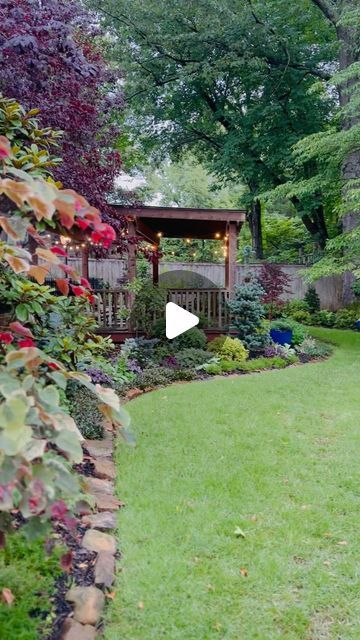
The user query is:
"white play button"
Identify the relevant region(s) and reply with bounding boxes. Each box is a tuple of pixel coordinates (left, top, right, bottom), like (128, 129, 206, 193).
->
(165, 302, 199, 339)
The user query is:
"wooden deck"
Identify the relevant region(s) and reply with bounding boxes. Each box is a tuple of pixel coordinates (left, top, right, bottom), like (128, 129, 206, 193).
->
(93, 288, 231, 341)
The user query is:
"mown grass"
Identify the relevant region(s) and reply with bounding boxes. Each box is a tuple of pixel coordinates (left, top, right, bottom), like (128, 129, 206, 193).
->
(0, 533, 63, 639)
(107, 329, 360, 640)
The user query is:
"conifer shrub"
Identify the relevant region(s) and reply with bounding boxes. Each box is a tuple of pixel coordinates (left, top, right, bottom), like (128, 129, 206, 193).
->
(227, 281, 269, 349)
(304, 287, 321, 314)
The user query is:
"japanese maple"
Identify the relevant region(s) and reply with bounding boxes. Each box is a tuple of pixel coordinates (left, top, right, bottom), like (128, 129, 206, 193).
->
(0, 0, 126, 238)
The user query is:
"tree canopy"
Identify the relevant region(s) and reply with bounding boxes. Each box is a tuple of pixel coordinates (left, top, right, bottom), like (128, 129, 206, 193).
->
(94, 0, 338, 257)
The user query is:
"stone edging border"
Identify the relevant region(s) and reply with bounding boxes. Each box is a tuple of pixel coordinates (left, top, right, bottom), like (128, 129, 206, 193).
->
(61, 420, 121, 640)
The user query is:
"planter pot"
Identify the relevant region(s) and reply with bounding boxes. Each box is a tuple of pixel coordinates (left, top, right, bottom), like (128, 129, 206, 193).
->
(270, 328, 293, 346)
(356, 320, 360, 331)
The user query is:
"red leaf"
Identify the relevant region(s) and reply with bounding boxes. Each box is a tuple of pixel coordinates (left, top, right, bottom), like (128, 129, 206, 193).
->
(71, 285, 86, 297)
(0, 136, 11, 160)
(91, 223, 116, 248)
(80, 277, 92, 289)
(9, 321, 34, 338)
(60, 550, 73, 573)
(48, 362, 60, 370)
(50, 246, 67, 257)
(18, 338, 36, 348)
(50, 500, 68, 520)
(0, 332, 14, 344)
(58, 263, 76, 278)
(76, 218, 90, 230)
(55, 278, 69, 296)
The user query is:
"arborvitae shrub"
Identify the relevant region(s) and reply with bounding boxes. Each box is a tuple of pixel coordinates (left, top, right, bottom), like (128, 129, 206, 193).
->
(304, 287, 321, 314)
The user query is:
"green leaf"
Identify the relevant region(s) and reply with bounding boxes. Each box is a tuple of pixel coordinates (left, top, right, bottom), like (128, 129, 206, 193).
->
(48, 371, 67, 390)
(0, 392, 30, 429)
(22, 517, 50, 542)
(31, 301, 43, 316)
(38, 385, 60, 408)
(234, 526, 246, 539)
(54, 430, 83, 464)
(15, 303, 29, 322)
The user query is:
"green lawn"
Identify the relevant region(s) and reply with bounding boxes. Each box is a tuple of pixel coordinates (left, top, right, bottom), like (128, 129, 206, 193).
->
(107, 329, 360, 640)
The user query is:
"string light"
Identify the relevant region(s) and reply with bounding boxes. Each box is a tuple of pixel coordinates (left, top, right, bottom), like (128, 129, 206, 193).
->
(215, 232, 220, 239)
(157, 232, 163, 238)
(186, 238, 191, 244)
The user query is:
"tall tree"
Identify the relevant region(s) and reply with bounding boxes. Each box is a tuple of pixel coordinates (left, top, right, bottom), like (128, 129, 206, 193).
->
(310, 0, 359, 302)
(94, 0, 335, 257)
(266, 2, 359, 300)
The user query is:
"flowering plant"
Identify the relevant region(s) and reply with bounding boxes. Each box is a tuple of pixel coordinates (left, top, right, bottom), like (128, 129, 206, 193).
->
(0, 133, 128, 543)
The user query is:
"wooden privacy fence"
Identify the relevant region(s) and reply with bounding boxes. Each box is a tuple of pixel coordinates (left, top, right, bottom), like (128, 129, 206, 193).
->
(93, 288, 231, 331)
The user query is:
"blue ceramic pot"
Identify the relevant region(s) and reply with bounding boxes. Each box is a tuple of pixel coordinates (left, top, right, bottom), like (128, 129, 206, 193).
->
(356, 320, 360, 331)
(270, 328, 293, 346)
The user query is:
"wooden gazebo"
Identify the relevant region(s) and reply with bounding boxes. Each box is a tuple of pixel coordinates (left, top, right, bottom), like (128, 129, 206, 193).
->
(90, 205, 246, 338)
(116, 205, 246, 292)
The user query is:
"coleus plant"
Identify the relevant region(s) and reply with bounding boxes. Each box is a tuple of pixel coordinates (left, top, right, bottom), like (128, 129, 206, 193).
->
(0, 135, 128, 542)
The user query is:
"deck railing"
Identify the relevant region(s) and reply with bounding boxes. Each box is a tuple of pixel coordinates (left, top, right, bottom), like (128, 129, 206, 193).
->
(93, 288, 231, 331)
(93, 289, 130, 330)
(166, 289, 230, 329)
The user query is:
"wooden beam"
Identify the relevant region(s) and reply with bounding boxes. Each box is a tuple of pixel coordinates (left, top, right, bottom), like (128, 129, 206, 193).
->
(117, 205, 246, 223)
(127, 220, 137, 285)
(152, 245, 159, 285)
(225, 221, 238, 292)
(81, 246, 89, 279)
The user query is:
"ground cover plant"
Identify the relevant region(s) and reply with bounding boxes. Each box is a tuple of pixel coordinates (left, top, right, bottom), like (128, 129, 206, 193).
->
(106, 329, 360, 640)
(0, 533, 64, 640)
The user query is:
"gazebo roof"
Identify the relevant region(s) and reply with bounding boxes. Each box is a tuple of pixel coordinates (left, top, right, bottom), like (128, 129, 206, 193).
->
(112, 205, 246, 243)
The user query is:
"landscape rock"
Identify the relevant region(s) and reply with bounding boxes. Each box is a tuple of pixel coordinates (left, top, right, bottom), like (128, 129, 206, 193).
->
(93, 458, 116, 481)
(65, 586, 105, 625)
(86, 477, 114, 495)
(126, 387, 143, 401)
(82, 511, 117, 530)
(61, 619, 97, 640)
(85, 439, 113, 459)
(93, 492, 123, 511)
(94, 551, 116, 587)
(82, 529, 117, 554)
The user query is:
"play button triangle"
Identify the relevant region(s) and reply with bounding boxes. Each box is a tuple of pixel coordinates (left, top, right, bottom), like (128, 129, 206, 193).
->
(165, 302, 199, 339)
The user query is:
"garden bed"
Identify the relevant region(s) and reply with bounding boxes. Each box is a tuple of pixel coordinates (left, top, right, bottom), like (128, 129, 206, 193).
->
(0, 424, 121, 640)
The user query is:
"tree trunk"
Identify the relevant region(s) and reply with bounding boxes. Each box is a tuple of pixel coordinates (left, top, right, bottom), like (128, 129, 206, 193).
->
(337, 13, 359, 305)
(292, 197, 329, 249)
(247, 198, 263, 259)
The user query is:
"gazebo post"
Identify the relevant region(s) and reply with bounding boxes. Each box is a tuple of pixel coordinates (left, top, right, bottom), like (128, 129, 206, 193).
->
(225, 222, 237, 292)
(127, 219, 137, 284)
(81, 245, 89, 280)
(152, 242, 159, 285)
